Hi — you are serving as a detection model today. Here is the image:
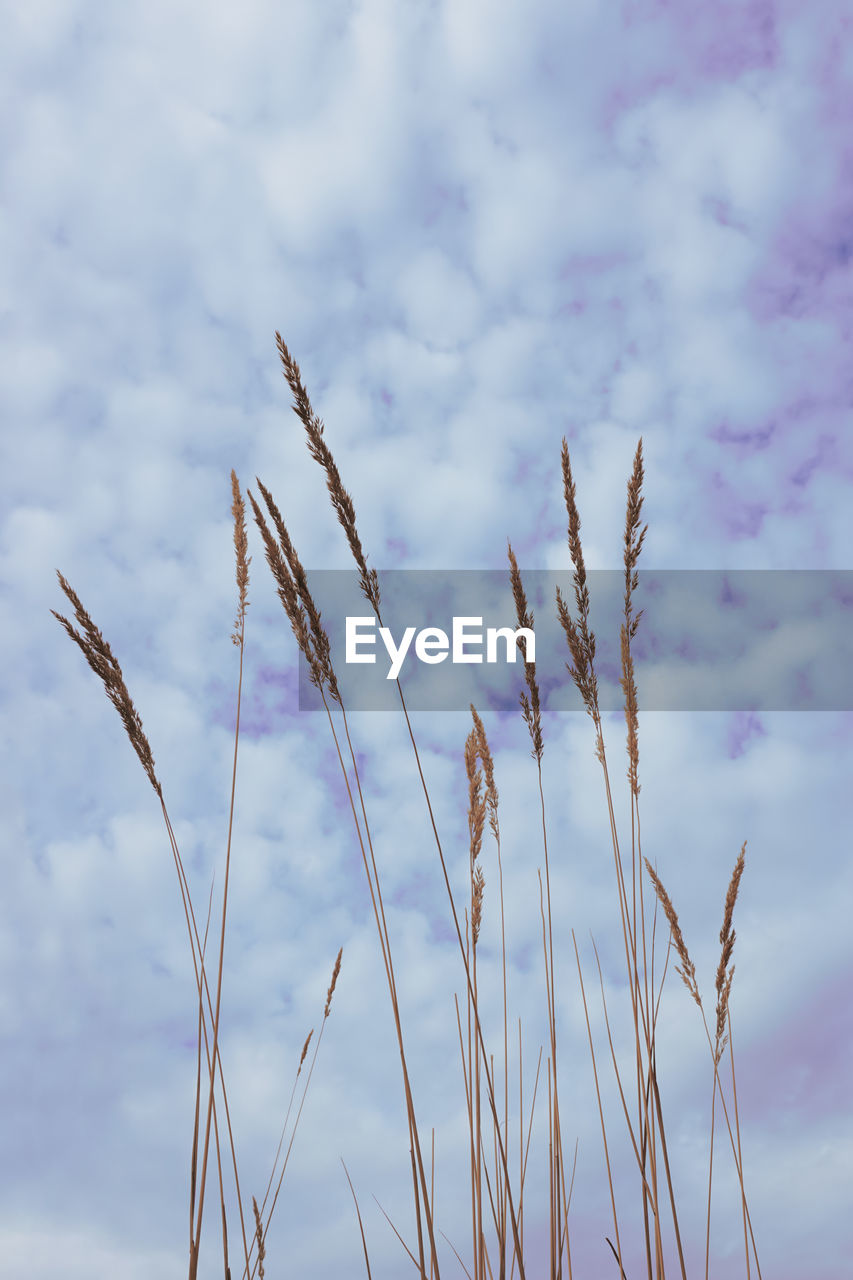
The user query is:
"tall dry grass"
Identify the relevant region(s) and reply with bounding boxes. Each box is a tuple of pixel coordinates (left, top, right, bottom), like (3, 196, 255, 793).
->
(54, 333, 762, 1278)
(53, 473, 342, 1280)
(267, 331, 762, 1280)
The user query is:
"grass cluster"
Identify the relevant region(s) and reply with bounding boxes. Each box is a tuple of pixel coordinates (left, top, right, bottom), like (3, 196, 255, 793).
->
(53, 334, 761, 1279)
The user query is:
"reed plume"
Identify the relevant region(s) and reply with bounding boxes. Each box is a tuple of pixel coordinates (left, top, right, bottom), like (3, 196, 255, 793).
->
(507, 543, 543, 763)
(715, 843, 746, 1063)
(275, 331, 380, 613)
(54, 475, 340, 1280)
(51, 573, 162, 799)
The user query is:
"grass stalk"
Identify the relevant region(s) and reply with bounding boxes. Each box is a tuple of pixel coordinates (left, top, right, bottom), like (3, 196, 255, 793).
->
(56, 333, 771, 1278)
(54, 472, 338, 1279)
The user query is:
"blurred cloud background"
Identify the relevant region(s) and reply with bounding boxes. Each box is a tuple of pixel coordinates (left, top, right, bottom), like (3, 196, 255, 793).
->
(2, 0, 852, 1276)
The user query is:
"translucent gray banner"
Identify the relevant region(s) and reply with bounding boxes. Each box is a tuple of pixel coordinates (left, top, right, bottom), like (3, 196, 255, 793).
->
(294, 570, 853, 712)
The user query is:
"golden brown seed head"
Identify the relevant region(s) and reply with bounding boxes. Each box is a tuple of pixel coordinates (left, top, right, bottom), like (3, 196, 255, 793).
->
(325, 947, 343, 1018)
(507, 543, 543, 761)
(52, 572, 162, 799)
(644, 857, 702, 1009)
(230, 470, 251, 646)
(298, 1028, 314, 1073)
(276, 332, 380, 612)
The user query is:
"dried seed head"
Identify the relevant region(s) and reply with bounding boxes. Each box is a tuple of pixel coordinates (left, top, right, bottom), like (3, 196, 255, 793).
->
(298, 1028, 314, 1073)
(470, 704, 499, 842)
(472, 863, 485, 947)
(561, 439, 587, 591)
(254, 478, 339, 702)
(620, 624, 640, 797)
(644, 857, 701, 1009)
(464, 715, 490, 945)
(247, 488, 339, 702)
(465, 726, 486, 868)
(556, 584, 599, 724)
(276, 332, 380, 613)
(714, 842, 746, 1062)
(623, 438, 648, 637)
(619, 438, 646, 795)
(52, 572, 162, 799)
(325, 947, 343, 1018)
(558, 440, 601, 728)
(508, 543, 543, 761)
(230, 470, 251, 646)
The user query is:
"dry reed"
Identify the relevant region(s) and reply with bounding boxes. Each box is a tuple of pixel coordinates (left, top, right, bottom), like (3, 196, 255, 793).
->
(54, 330, 767, 1280)
(54, 471, 342, 1280)
(267, 337, 761, 1280)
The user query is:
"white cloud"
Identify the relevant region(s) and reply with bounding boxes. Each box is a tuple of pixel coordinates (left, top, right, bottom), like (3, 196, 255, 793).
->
(2, 1, 852, 1277)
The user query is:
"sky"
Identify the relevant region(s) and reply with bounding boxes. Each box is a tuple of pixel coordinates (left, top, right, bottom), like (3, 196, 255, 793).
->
(2, 0, 853, 1277)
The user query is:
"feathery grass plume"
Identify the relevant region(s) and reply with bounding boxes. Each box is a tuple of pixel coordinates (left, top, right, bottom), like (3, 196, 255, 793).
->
(701, 843, 749, 1280)
(465, 724, 487, 947)
(620, 440, 647, 797)
(643, 858, 701, 1009)
(246, 489, 312, 664)
(470, 704, 499, 844)
(471, 864, 485, 948)
(620, 626, 641, 799)
(556, 439, 602, 752)
(51, 572, 162, 799)
(275, 331, 380, 612)
(254, 355, 447, 1274)
(246, 487, 339, 701)
(622, 439, 647, 643)
(54, 487, 347, 1280)
(298, 1029, 314, 1073)
(230, 470, 252, 647)
(54, 564, 254, 1280)
(192, 471, 259, 1280)
(254, 477, 339, 702)
(640, 852, 759, 1279)
(555, 441, 695, 1280)
(714, 843, 746, 1063)
(325, 947, 343, 1019)
(507, 543, 543, 762)
(465, 728, 486, 867)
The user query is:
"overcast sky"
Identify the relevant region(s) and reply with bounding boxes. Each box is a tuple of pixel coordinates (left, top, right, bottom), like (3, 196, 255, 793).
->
(2, 1, 852, 1277)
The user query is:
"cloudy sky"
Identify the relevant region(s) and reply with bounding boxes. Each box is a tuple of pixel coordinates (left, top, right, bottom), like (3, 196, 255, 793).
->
(3, 0, 852, 1277)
